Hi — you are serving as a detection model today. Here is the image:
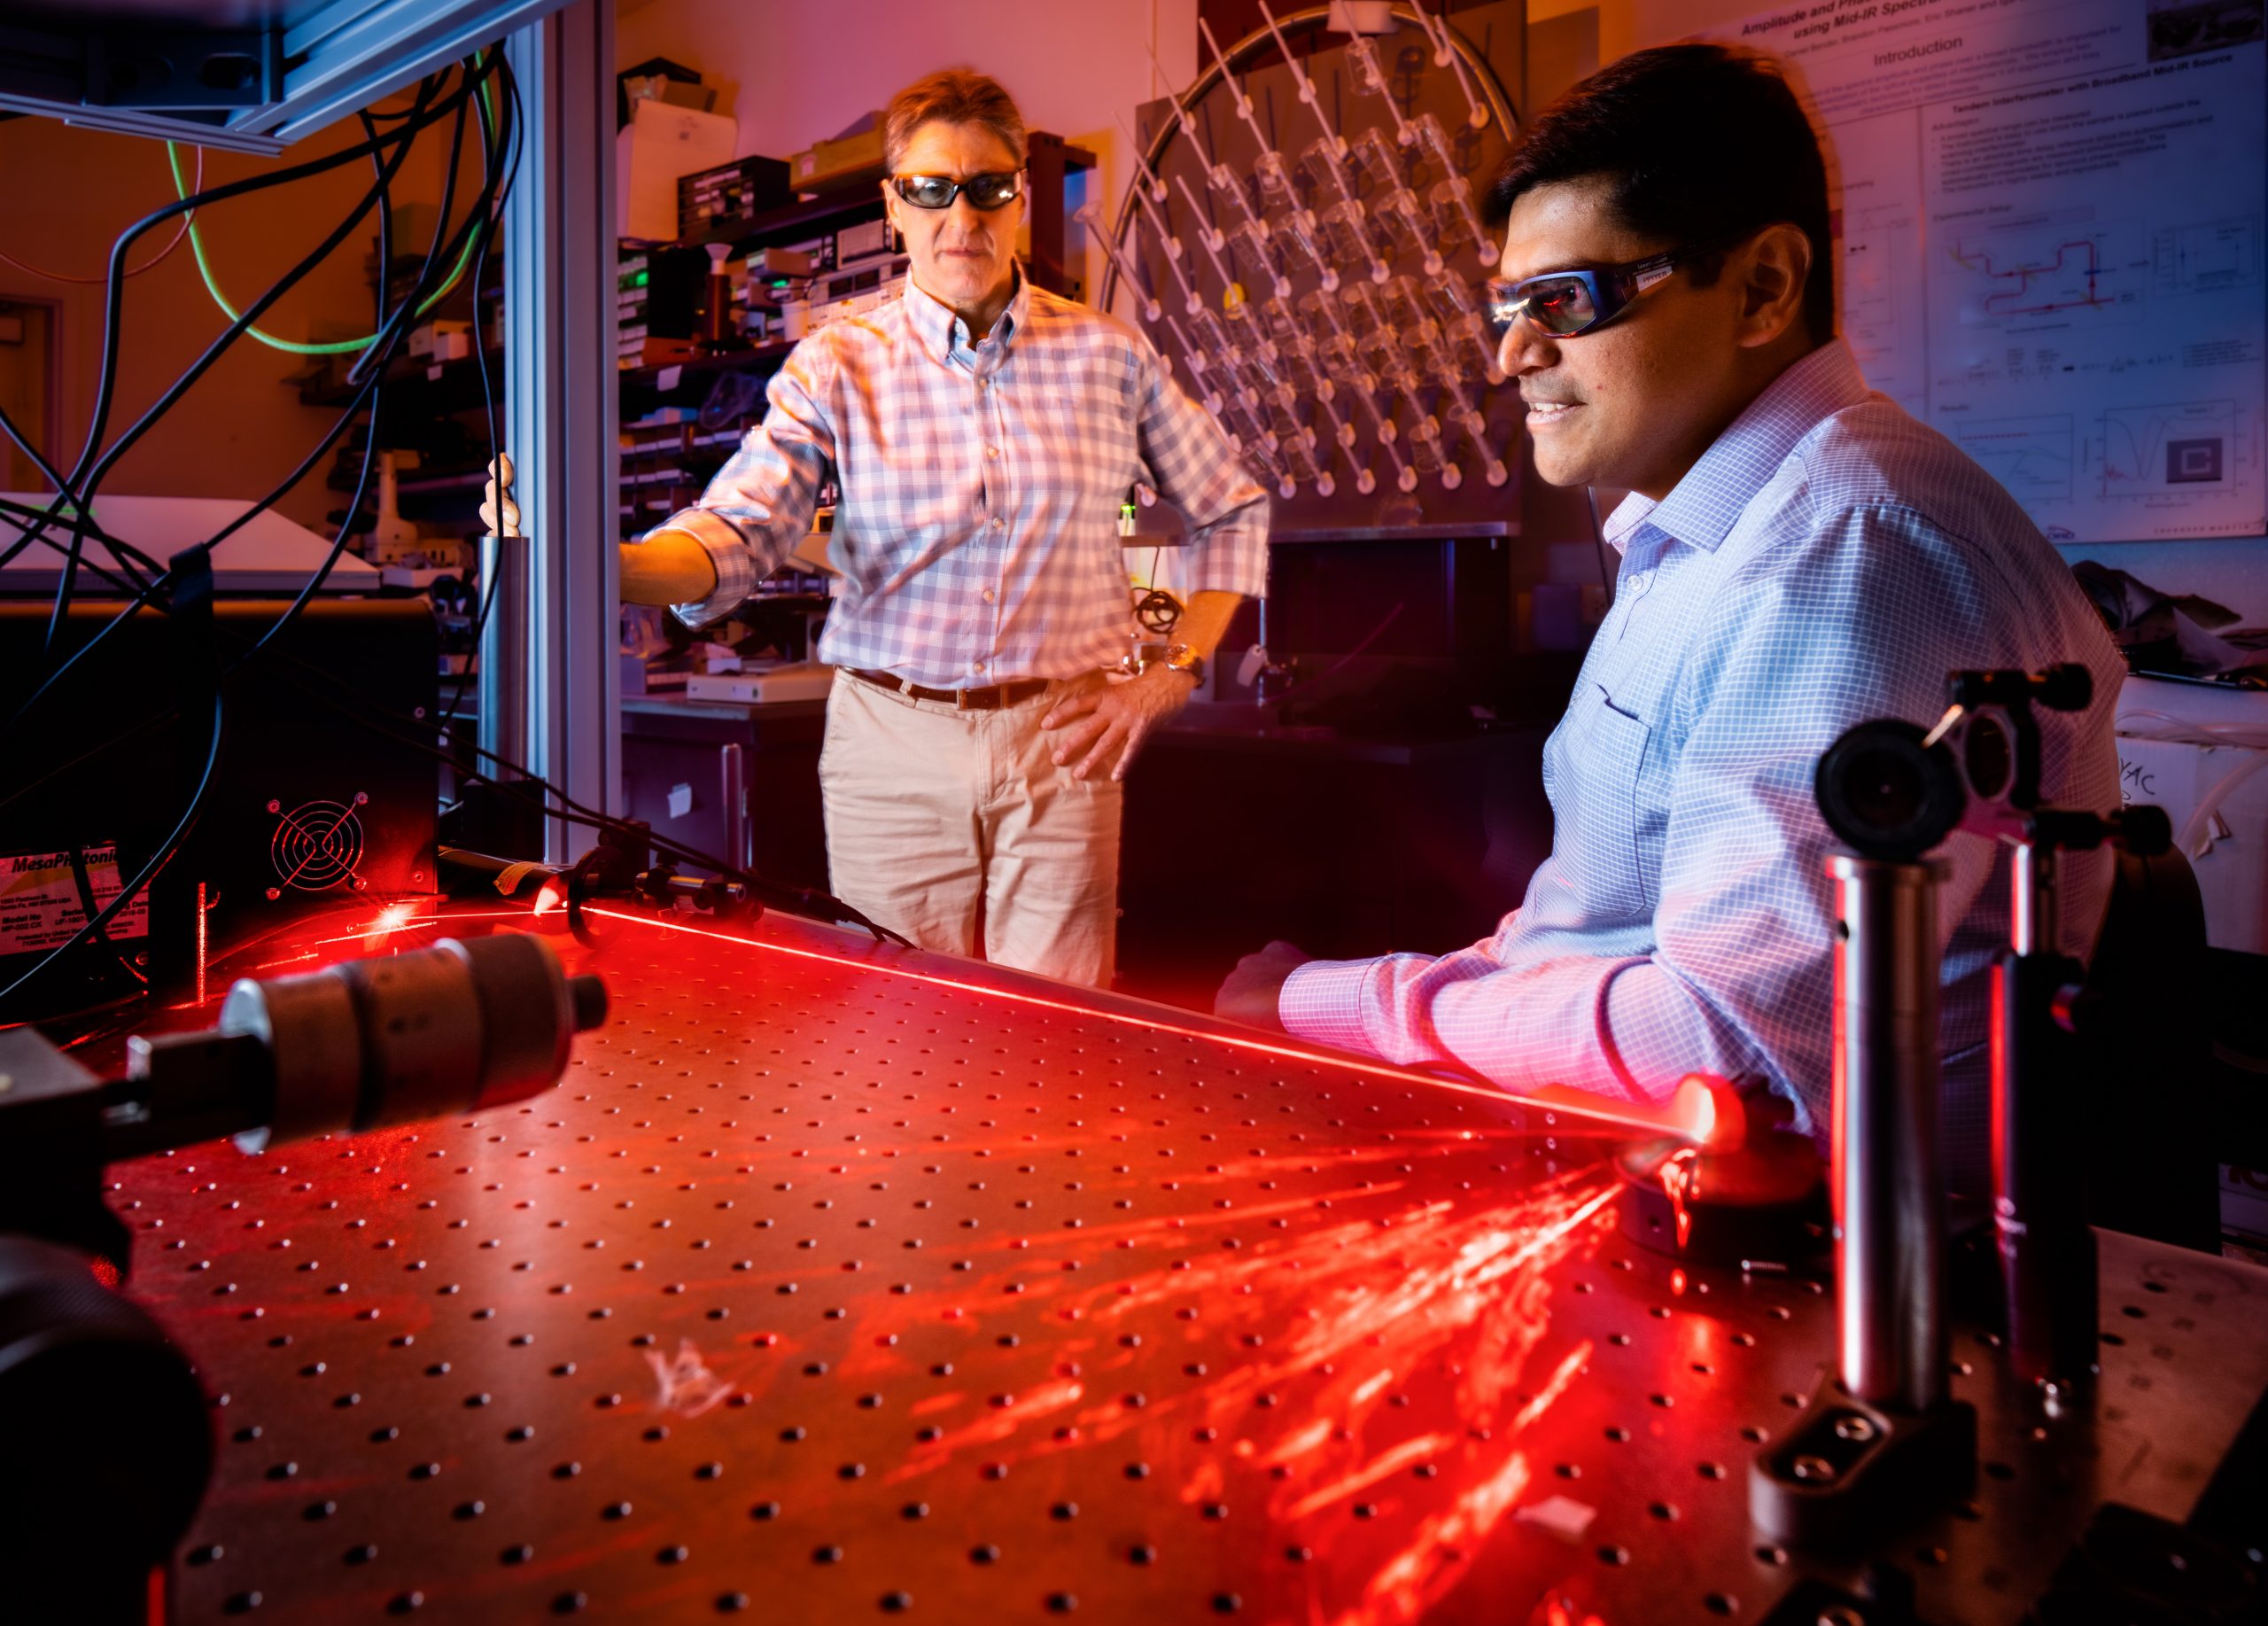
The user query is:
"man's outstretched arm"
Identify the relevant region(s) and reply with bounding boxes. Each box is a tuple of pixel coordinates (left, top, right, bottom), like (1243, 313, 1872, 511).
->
(1255, 510, 2018, 1120)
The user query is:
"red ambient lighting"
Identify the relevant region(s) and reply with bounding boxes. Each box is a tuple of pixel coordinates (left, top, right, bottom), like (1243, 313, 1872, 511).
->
(585, 906, 1720, 1145)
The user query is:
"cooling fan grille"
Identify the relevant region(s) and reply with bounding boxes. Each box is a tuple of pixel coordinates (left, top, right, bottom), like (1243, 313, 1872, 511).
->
(267, 794, 368, 894)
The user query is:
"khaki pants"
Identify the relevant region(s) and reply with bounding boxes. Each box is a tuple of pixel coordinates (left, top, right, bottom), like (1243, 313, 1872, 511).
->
(819, 672, 1122, 986)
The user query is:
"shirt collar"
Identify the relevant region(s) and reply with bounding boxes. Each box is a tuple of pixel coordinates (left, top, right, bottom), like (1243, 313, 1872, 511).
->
(902, 261, 1029, 364)
(1602, 338, 1870, 554)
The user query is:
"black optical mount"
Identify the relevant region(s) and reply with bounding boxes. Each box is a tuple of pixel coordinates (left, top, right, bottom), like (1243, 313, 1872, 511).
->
(0, 933, 606, 1620)
(1760, 664, 2164, 1554)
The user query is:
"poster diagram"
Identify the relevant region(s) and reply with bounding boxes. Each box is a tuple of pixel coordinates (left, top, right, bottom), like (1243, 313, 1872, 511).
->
(1721, 0, 2267, 542)
(1953, 415, 2077, 501)
(2098, 400, 2254, 502)
(2154, 217, 2259, 297)
(1946, 227, 2140, 326)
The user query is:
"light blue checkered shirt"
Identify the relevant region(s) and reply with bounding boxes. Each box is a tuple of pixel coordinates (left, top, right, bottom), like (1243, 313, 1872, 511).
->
(1279, 340, 2124, 1189)
(652, 268, 1269, 685)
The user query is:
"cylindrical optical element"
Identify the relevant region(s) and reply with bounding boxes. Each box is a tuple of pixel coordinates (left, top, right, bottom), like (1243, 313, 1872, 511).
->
(1828, 855, 1949, 1414)
(220, 933, 607, 1150)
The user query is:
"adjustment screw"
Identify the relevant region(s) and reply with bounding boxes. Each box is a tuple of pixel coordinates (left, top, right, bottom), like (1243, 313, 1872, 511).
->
(1832, 1413, 1877, 1443)
(1791, 1455, 1837, 1482)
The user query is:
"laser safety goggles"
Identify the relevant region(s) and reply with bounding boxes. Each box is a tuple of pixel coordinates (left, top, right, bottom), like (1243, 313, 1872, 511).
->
(1483, 244, 1718, 339)
(888, 171, 1025, 211)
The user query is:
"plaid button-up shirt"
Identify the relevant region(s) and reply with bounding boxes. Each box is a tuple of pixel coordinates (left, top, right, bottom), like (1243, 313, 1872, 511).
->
(653, 268, 1269, 686)
(1279, 341, 2123, 1192)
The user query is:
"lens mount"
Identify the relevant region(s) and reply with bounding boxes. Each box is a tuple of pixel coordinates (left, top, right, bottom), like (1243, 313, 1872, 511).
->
(1814, 719, 1967, 862)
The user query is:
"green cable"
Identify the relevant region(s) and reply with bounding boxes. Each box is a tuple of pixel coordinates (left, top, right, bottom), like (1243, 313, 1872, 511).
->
(165, 70, 495, 356)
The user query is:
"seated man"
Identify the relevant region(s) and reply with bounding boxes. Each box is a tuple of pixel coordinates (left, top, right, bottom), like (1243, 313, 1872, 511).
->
(598, 70, 1266, 987)
(1216, 43, 2122, 1192)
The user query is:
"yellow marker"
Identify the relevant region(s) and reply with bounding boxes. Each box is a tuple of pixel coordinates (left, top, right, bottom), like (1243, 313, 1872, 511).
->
(1223, 282, 1247, 313)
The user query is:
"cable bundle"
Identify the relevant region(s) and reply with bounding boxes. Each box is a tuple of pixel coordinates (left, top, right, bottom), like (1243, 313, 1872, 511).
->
(0, 52, 900, 1018)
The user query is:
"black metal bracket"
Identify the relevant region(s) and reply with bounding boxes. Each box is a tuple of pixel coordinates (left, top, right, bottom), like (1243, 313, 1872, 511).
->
(0, 22, 280, 114)
(1751, 1368, 1978, 1552)
(0, 1026, 131, 1272)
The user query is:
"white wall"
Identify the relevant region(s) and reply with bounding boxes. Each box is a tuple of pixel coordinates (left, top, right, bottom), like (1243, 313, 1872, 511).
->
(615, 0, 1200, 315)
(0, 104, 466, 534)
(1524, 0, 2268, 626)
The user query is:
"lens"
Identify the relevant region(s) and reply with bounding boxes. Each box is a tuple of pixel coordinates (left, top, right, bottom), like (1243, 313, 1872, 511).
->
(1522, 275, 1598, 335)
(1482, 276, 1522, 337)
(1845, 745, 1925, 830)
(963, 173, 1021, 209)
(895, 176, 957, 209)
(1961, 712, 2013, 802)
(1814, 719, 1967, 861)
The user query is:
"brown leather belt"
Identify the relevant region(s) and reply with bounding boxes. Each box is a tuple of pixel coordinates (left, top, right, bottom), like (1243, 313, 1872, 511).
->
(845, 667, 1052, 711)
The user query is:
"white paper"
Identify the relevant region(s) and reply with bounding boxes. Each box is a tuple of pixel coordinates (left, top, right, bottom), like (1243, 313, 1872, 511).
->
(1721, 0, 2266, 542)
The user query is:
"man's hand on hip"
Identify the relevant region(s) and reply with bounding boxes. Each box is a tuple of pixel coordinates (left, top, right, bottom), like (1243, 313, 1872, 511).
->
(1214, 940, 1314, 1031)
(1040, 665, 1196, 782)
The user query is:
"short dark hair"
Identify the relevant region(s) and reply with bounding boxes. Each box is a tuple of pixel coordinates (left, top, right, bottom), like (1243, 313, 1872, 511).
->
(882, 69, 1029, 174)
(1486, 44, 1836, 346)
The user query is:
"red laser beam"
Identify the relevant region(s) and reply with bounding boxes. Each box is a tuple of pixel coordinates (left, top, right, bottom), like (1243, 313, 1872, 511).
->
(582, 906, 1720, 1145)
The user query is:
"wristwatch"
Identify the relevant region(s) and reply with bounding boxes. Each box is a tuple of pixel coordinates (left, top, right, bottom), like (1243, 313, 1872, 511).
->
(1158, 643, 1207, 686)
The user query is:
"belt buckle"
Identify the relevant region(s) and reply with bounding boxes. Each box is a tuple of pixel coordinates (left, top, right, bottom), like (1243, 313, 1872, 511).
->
(955, 685, 973, 712)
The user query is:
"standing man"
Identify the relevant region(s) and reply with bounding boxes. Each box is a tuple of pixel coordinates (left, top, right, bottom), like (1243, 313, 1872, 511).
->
(610, 70, 1268, 985)
(1216, 45, 2120, 1191)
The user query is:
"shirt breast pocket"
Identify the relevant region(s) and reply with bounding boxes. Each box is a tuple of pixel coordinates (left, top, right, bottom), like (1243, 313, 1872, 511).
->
(1557, 681, 1656, 924)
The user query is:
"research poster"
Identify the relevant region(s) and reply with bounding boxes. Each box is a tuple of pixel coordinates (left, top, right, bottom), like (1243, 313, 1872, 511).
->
(1721, 0, 2267, 541)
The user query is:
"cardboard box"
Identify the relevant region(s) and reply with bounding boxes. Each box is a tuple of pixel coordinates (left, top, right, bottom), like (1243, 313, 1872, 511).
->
(617, 101, 738, 243)
(791, 121, 885, 193)
(408, 318, 470, 361)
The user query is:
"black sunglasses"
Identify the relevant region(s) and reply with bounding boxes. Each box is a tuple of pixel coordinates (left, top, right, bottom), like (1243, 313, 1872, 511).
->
(889, 171, 1025, 211)
(1483, 244, 1718, 339)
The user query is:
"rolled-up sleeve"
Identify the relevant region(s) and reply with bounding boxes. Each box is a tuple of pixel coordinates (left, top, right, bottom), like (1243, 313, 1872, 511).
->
(649, 337, 838, 627)
(1132, 338, 1269, 598)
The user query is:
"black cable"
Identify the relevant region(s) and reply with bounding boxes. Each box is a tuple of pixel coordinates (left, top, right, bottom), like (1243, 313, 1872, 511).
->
(0, 633, 903, 949)
(0, 704, 177, 824)
(4, 60, 508, 741)
(0, 694, 224, 1012)
(3, 62, 496, 756)
(438, 52, 524, 733)
(29, 72, 457, 640)
(69, 66, 474, 506)
(232, 619, 904, 942)
(0, 59, 506, 1008)
(63, 841, 144, 987)
(2, 336, 400, 741)
(0, 408, 153, 595)
(1, 51, 896, 993)
(0, 607, 905, 954)
(0, 63, 477, 579)
(0, 61, 512, 793)
(0, 493, 167, 587)
(234, 63, 486, 671)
